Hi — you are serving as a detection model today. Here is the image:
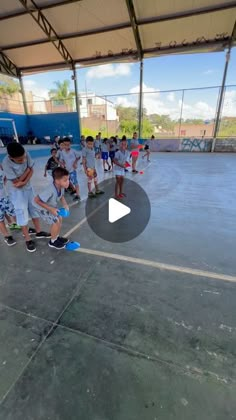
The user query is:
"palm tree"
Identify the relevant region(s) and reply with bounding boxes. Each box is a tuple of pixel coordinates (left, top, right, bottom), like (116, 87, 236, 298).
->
(49, 80, 75, 110)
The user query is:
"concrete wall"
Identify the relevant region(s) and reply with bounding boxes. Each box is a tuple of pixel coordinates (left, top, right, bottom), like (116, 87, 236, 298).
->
(0, 112, 28, 136)
(28, 113, 80, 143)
(0, 112, 80, 143)
(214, 138, 236, 152)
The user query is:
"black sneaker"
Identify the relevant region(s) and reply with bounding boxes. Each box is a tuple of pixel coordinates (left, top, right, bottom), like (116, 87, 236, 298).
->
(26, 240, 36, 253)
(73, 195, 81, 201)
(4, 236, 16, 247)
(104, 169, 108, 172)
(28, 227, 36, 235)
(48, 238, 65, 249)
(95, 190, 105, 195)
(58, 236, 69, 244)
(35, 231, 51, 239)
(88, 192, 96, 198)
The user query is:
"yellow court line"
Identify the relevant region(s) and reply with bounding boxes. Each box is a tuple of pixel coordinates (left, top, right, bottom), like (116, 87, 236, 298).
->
(74, 247, 236, 283)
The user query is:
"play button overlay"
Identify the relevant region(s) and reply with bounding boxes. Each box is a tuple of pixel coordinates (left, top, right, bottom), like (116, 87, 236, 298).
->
(85, 178, 151, 243)
(109, 198, 131, 223)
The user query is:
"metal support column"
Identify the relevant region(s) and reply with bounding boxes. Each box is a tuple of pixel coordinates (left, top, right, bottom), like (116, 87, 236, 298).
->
(138, 60, 143, 140)
(19, 73, 28, 115)
(178, 89, 185, 138)
(211, 20, 236, 152)
(211, 48, 231, 151)
(72, 65, 81, 142)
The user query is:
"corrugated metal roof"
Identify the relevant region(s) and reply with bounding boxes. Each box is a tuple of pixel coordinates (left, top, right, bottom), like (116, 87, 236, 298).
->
(0, 0, 235, 76)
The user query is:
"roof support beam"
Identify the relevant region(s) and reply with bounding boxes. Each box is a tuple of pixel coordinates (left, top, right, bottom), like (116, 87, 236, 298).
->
(17, 0, 73, 65)
(1, 22, 131, 52)
(19, 37, 232, 74)
(137, 1, 236, 26)
(0, 0, 82, 21)
(125, 0, 143, 60)
(0, 52, 19, 77)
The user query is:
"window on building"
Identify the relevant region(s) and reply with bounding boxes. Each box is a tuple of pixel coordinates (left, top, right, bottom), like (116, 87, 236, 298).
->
(79, 99, 82, 106)
(180, 129, 186, 136)
(52, 100, 64, 106)
(87, 99, 93, 105)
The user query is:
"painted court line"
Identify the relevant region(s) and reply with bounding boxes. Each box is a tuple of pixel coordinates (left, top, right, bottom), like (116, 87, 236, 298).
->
(74, 248, 236, 283)
(64, 200, 107, 237)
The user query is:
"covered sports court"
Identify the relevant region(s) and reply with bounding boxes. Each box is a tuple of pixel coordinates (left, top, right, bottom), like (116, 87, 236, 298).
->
(0, 1, 236, 419)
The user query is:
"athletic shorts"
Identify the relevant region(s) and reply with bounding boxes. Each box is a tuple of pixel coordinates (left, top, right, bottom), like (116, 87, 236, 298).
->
(115, 168, 125, 177)
(87, 168, 97, 181)
(95, 147, 100, 154)
(36, 209, 59, 225)
(131, 150, 139, 157)
(102, 152, 109, 160)
(0, 197, 15, 222)
(109, 151, 115, 160)
(8, 188, 39, 226)
(69, 170, 79, 187)
(144, 145, 149, 150)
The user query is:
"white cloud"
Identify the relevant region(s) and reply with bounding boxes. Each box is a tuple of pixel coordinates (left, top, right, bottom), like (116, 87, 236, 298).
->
(115, 83, 236, 120)
(87, 63, 132, 79)
(203, 69, 215, 75)
(167, 92, 175, 102)
(23, 79, 36, 87)
(23, 80, 49, 99)
(221, 89, 236, 117)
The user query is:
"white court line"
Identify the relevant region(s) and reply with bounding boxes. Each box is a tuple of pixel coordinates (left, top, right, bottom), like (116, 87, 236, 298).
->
(64, 200, 108, 237)
(74, 248, 236, 283)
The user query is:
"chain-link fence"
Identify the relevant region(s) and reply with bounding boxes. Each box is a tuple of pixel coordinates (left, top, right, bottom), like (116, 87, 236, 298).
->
(0, 85, 236, 138)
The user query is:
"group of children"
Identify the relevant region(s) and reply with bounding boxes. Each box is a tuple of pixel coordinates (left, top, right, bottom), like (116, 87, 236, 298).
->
(0, 133, 153, 253)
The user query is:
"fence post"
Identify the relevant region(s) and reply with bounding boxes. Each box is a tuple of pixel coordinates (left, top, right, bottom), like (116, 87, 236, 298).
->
(178, 89, 185, 138)
(19, 73, 28, 115)
(72, 64, 81, 142)
(138, 60, 143, 140)
(211, 49, 231, 152)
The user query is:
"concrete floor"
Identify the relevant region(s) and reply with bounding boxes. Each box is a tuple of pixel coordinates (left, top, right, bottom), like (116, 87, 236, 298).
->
(0, 153, 236, 420)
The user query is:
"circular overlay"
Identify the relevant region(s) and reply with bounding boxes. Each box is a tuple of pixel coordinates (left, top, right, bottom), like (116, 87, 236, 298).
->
(85, 178, 151, 243)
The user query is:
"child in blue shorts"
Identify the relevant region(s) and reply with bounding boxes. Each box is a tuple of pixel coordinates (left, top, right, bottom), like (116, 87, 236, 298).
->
(34, 167, 70, 250)
(109, 136, 116, 170)
(101, 138, 111, 172)
(2, 143, 50, 252)
(114, 137, 129, 199)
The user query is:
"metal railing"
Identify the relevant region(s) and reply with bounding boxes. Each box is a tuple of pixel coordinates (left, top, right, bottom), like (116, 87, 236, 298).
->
(0, 84, 236, 138)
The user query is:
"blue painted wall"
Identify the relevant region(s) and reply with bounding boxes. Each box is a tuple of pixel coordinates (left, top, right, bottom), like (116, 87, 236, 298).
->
(28, 113, 80, 143)
(0, 112, 28, 135)
(0, 112, 80, 143)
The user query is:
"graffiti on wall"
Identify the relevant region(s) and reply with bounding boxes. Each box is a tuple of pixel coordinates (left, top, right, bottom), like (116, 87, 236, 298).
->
(180, 138, 212, 152)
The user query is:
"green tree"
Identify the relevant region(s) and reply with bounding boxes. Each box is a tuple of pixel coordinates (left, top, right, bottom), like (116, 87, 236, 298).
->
(49, 80, 75, 108)
(0, 75, 20, 97)
(149, 114, 175, 131)
(116, 106, 138, 121)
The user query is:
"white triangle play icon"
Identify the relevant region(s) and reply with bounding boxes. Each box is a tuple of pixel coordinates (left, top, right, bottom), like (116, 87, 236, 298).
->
(108, 198, 131, 223)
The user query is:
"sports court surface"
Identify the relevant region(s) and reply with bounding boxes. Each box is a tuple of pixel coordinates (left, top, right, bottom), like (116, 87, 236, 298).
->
(0, 152, 236, 420)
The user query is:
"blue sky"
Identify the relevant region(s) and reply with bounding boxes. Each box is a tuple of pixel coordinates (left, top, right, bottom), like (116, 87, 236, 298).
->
(23, 49, 236, 119)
